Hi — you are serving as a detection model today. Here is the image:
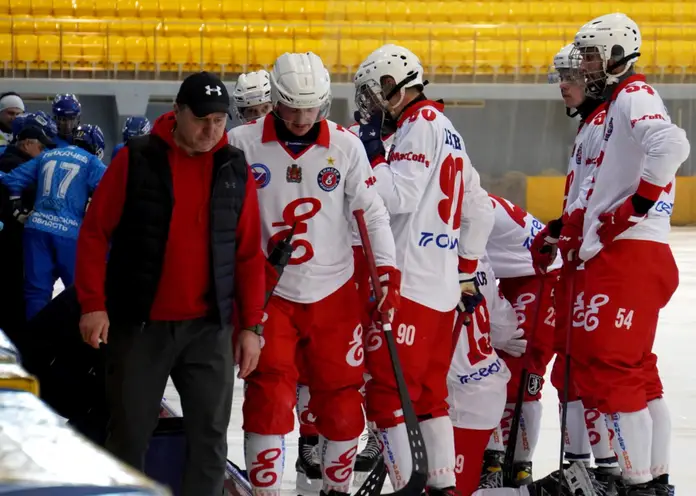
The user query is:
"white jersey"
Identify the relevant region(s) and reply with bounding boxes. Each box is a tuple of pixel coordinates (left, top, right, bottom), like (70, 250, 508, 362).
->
(487, 194, 562, 279)
(563, 103, 607, 216)
(447, 257, 512, 430)
(580, 75, 691, 262)
(372, 100, 494, 312)
(228, 115, 397, 304)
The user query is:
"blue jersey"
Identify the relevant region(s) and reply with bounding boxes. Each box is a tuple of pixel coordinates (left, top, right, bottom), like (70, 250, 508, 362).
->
(0, 146, 106, 239)
(53, 136, 72, 148)
(111, 142, 125, 161)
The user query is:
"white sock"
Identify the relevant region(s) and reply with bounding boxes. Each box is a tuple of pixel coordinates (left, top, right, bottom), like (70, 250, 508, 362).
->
(562, 400, 591, 465)
(647, 398, 671, 478)
(514, 401, 542, 462)
(379, 423, 412, 490)
(584, 407, 618, 468)
(607, 409, 653, 485)
(420, 416, 457, 488)
(318, 435, 359, 493)
(296, 384, 316, 431)
(244, 433, 286, 494)
(487, 425, 505, 451)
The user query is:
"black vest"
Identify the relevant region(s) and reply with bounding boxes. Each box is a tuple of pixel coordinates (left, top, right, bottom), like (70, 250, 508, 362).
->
(104, 134, 247, 329)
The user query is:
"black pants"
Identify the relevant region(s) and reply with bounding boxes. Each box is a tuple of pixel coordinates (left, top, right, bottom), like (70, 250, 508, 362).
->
(104, 318, 234, 496)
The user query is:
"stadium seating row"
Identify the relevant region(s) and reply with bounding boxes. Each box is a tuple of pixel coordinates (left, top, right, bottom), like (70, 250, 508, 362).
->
(2, 34, 693, 75)
(3, 17, 696, 42)
(1, 0, 695, 23)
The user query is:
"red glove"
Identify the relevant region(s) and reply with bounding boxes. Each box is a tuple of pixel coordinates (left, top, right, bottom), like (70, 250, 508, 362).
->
(557, 209, 584, 267)
(530, 218, 563, 275)
(597, 196, 647, 246)
(374, 266, 401, 324)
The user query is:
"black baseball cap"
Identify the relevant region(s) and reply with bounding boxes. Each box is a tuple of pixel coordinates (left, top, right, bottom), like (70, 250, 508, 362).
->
(17, 126, 55, 148)
(176, 72, 232, 118)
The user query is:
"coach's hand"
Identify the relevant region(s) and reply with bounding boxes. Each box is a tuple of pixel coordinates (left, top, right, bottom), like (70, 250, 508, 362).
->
(80, 310, 110, 349)
(236, 328, 261, 379)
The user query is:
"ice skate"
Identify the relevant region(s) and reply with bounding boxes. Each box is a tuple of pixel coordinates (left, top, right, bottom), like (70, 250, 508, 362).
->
(527, 462, 595, 496)
(512, 461, 533, 486)
(425, 485, 460, 496)
(478, 450, 503, 489)
(353, 429, 382, 486)
(296, 435, 322, 494)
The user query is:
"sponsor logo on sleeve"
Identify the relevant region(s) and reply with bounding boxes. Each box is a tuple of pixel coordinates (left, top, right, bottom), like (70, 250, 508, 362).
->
(251, 163, 271, 188)
(388, 150, 430, 167)
(630, 113, 665, 128)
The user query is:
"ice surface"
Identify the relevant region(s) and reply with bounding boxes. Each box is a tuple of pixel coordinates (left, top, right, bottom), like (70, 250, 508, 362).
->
(161, 227, 696, 493)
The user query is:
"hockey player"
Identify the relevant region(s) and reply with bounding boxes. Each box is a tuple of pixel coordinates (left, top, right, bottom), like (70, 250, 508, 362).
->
(0, 92, 25, 154)
(448, 256, 527, 495)
(353, 44, 494, 494)
(570, 13, 689, 495)
(484, 194, 561, 486)
(111, 116, 151, 161)
(535, 43, 621, 479)
(232, 70, 273, 123)
(0, 124, 106, 319)
(52, 93, 81, 148)
(228, 52, 399, 496)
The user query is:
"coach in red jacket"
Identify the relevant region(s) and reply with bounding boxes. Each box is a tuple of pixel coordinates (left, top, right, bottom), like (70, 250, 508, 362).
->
(75, 72, 265, 496)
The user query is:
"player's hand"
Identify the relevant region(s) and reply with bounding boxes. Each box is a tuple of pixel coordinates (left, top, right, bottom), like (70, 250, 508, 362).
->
(357, 110, 386, 166)
(530, 218, 563, 275)
(374, 266, 401, 324)
(557, 209, 585, 267)
(235, 328, 262, 379)
(458, 273, 483, 314)
(597, 195, 647, 246)
(9, 196, 30, 224)
(79, 311, 110, 349)
(493, 328, 528, 357)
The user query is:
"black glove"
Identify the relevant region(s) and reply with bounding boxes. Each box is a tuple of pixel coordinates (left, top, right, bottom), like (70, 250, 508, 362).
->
(458, 273, 484, 315)
(9, 196, 30, 224)
(355, 110, 386, 164)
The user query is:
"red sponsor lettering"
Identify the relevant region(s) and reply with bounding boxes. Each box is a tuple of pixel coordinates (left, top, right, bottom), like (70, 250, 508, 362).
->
(365, 176, 377, 188)
(269, 197, 322, 265)
(325, 445, 358, 483)
(630, 113, 665, 128)
(249, 448, 282, 488)
(388, 150, 430, 167)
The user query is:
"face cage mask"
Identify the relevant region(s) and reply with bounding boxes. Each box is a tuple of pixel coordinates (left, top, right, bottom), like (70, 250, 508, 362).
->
(56, 115, 79, 137)
(570, 45, 614, 98)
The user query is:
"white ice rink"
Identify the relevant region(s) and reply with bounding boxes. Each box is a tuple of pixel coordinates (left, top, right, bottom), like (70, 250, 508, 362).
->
(160, 227, 696, 493)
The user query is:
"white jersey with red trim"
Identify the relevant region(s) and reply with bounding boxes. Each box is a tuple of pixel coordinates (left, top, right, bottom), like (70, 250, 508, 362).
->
(372, 100, 494, 312)
(487, 194, 562, 279)
(562, 103, 607, 215)
(447, 257, 513, 430)
(227, 115, 397, 304)
(580, 75, 691, 262)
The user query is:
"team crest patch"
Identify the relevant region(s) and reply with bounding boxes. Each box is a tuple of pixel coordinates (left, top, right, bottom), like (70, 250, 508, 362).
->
(603, 117, 614, 141)
(317, 166, 341, 192)
(526, 373, 543, 396)
(251, 163, 271, 188)
(286, 164, 302, 183)
(575, 143, 583, 165)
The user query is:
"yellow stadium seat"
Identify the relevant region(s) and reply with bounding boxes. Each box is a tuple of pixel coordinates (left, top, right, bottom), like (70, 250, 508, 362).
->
(138, 0, 158, 18)
(38, 34, 59, 67)
(31, 0, 52, 15)
(275, 37, 294, 55)
(294, 37, 318, 54)
(0, 16, 9, 32)
(113, 18, 145, 36)
(74, 0, 94, 16)
(345, 1, 366, 22)
(163, 20, 203, 36)
(62, 34, 83, 65)
(242, 0, 263, 19)
(105, 34, 125, 70)
(230, 37, 249, 71)
(520, 39, 556, 75)
(265, 0, 284, 20)
(336, 38, 359, 70)
(365, 0, 388, 22)
(674, 2, 695, 23)
(474, 40, 506, 75)
(76, 17, 107, 34)
(188, 36, 203, 69)
(53, 0, 74, 16)
(201, 0, 221, 19)
(248, 38, 272, 68)
(12, 16, 36, 34)
(357, 39, 382, 60)
(0, 0, 8, 15)
(221, 0, 242, 19)
(94, 0, 115, 17)
(283, 0, 305, 20)
(0, 34, 11, 65)
(160, 0, 182, 18)
(145, 35, 169, 69)
(125, 35, 148, 69)
(442, 40, 475, 74)
(117, 0, 137, 18)
(527, 1, 551, 23)
(673, 41, 696, 74)
(305, 0, 326, 21)
(351, 24, 386, 40)
(489, 2, 511, 22)
(82, 34, 105, 66)
(385, 1, 408, 22)
(10, 0, 30, 15)
(315, 38, 338, 70)
(15, 34, 38, 66)
(208, 37, 234, 70)
(180, 0, 200, 18)
(324, 2, 345, 21)
(225, 22, 247, 37)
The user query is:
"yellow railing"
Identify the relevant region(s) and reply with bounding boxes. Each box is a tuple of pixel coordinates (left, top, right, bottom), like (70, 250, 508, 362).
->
(1, 17, 695, 80)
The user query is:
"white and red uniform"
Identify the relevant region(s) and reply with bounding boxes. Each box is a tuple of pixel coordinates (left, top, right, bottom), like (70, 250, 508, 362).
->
(574, 75, 688, 484)
(228, 115, 397, 492)
(448, 257, 512, 496)
(368, 99, 494, 489)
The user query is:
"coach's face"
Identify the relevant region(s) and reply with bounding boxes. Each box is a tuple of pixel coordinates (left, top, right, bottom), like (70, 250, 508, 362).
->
(175, 104, 227, 153)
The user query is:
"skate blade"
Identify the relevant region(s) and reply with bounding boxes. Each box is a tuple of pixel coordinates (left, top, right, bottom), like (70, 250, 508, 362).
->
(296, 473, 322, 494)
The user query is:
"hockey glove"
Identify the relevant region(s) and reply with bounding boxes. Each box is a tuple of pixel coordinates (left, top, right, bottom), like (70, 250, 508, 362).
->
(356, 110, 386, 167)
(530, 218, 563, 275)
(374, 266, 401, 324)
(557, 208, 584, 267)
(597, 181, 659, 245)
(9, 196, 30, 224)
(492, 328, 528, 357)
(458, 258, 483, 315)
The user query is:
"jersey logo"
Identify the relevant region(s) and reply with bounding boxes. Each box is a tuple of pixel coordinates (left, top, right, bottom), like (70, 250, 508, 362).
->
(317, 166, 341, 192)
(251, 163, 271, 189)
(526, 373, 543, 396)
(286, 164, 302, 183)
(575, 143, 583, 165)
(603, 117, 613, 141)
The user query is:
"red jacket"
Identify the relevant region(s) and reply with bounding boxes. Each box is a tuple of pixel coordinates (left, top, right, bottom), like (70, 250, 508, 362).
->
(75, 112, 265, 329)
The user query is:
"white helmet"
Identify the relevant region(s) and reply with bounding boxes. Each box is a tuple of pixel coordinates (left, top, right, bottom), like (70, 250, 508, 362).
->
(269, 52, 332, 120)
(353, 44, 424, 122)
(573, 13, 642, 95)
(548, 43, 582, 83)
(232, 70, 271, 122)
